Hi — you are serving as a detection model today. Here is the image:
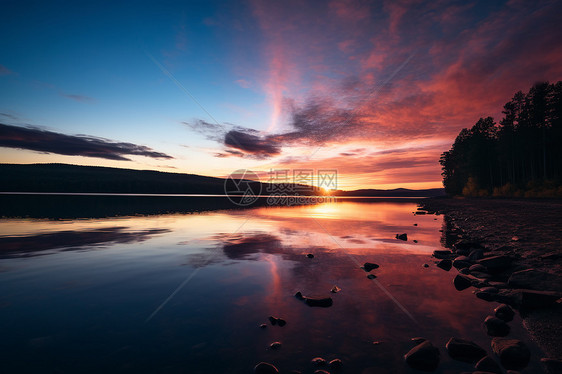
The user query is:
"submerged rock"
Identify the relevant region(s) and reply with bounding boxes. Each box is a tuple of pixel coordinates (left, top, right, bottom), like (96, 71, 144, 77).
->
(304, 297, 333, 308)
(254, 362, 279, 374)
(404, 340, 440, 371)
(445, 337, 487, 363)
(362, 262, 379, 272)
(311, 357, 327, 366)
(491, 338, 531, 370)
(437, 259, 452, 271)
(494, 304, 515, 322)
(453, 256, 472, 269)
(454, 274, 473, 291)
(433, 250, 453, 259)
(396, 233, 408, 241)
(475, 355, 503, 374)
(329, 358, 343, 369)
(484, 316, 511, 337)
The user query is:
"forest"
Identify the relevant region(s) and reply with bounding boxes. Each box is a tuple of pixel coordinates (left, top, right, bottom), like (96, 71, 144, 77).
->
(440, 81, 562, 197)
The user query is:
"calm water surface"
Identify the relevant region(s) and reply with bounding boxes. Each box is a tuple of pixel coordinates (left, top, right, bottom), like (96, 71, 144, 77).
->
(0, 200, 543, 373)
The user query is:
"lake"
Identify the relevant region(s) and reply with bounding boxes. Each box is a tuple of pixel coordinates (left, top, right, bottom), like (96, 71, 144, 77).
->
(0, 197, 544, 373)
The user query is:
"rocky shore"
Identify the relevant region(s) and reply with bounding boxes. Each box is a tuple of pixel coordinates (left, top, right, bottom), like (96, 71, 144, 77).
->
(419, 197, 562, 368)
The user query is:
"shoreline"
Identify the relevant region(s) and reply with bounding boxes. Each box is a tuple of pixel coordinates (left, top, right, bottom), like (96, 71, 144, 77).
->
(419, 197, 562, 366)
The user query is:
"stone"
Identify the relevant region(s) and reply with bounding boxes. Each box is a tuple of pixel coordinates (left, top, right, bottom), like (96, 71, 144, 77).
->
(519, 289, 561, 309)
(313, 371, 330, 374)
(404, 340, 440, 371)
(311, 357, 327, 366)
(330, 285, 341, 293)
(469, 264, 487, 273)
(491, 338, 531, 370)
(260, 324, 267, 329)
(304, 297, 333, 308)
(396, 233, 408, 241)
(494, 304, 515, 322)
(268, 316, 277, 325)
(329, 358, 343, 369)
(363, 262, 379, 272)
(437, 259, 452, 271)
(445, 337, 487, 363)
(478, 255, 514, 273)
(454, 274, 473, 291)
(367, 274, 377, 280)
(540, 358, 562, 374)
(453, 256, 472, 269)
(476, 290, 497, 302)
(413, 240, 418, 243)
(484, 316, 510, 336)
(469, 249, 485, 261)
(411, 337, 427, 344)
(306, 253, 314, 258)
(508, 269, 562, 292)
(270, 341, 282, 350)
(254, 362, 279, 374)
(475, 355, 503, 374)
(294, 291, 304, 300)
(433, 250, 453, 259)
(277, 318, 286, 327)
(423, 263, 429, 268)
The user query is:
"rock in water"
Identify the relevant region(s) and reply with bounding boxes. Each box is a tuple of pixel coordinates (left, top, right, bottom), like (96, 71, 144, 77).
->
(453, 256, 472, 269)
(491, 338, 531, 370)
(311, 357, 327, 366)
(404, 340, 440, 371)
(494, 304, 515, 322)
(306, 253, 314, 258)
(254, 362, 279, 374)
(294, 291, 304, 300)
(268, 316, 277, 325)
(396, 233, 408, 241)
(484, 316, 511, 336)
(367, 274, 377, 280)
(454, 274, 472, 291)
(304, 297, 333, 308)
(363, 262, 379, 272)
(437, 259, 452, 271)
(270, 341, 282, 350)
(475, 355, 503, 374)
(330, 285, 341, 293)
(433, 250, 453, 259)
(313, 371, 329, 374)
(445, 337, 487, 363)
(329, 358, 343, 368)
(277, 318, 286, 327)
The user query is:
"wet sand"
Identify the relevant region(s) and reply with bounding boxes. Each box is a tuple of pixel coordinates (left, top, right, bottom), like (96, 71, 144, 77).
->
(419, 197, 562, 361)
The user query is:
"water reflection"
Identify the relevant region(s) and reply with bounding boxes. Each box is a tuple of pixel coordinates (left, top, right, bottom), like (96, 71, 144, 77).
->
(0, 199, 543, 373)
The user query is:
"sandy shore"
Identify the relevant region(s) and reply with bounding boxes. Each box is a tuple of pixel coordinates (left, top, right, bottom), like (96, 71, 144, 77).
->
(419, 197, 562, 364)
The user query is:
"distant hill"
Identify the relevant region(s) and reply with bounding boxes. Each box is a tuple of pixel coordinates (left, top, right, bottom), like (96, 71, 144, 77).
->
(333, 188, 445, 197)
(0, 163, 444, 197)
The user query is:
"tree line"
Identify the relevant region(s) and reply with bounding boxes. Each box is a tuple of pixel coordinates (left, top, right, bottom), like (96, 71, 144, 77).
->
(440, 81, 562, 197)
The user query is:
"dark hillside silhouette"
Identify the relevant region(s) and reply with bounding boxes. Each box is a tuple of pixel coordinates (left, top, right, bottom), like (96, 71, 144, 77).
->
(440, 81, 562, 197)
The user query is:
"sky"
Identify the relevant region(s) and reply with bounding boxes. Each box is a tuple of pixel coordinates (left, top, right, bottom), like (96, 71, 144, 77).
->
(1, 0, 562, 190)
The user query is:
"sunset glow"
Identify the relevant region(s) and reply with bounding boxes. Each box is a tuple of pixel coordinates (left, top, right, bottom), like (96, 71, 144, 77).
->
(1, 1, 561, 189)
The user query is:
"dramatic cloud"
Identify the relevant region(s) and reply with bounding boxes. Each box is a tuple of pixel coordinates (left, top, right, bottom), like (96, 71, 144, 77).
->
(224, 129, 281, 159)
(0, 123, 173, 161)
